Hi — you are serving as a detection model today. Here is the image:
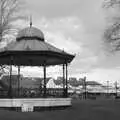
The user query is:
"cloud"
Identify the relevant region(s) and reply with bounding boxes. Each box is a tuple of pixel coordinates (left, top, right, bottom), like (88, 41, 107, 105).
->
(25, 0, 82, 17)
(31, 16, 83, 54)
(16, 14, 106, 79)
(87, 67, 120, 85)
(45, 32, 81, 53)
(13, 0, 120, 85)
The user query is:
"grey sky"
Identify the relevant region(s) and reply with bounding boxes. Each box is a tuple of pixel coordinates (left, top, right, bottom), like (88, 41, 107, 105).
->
(16, 0, 120, 85)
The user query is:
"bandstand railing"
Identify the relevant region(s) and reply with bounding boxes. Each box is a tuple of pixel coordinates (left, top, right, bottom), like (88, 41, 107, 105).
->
(0, 88, 67, 98)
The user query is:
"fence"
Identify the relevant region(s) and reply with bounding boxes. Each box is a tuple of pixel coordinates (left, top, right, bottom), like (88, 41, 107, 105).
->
(0, 88, 66, 98)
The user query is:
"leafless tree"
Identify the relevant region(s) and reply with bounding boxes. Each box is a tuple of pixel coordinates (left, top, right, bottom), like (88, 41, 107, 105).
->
(0, 0, 25, 75)
(103, 0, 120, 8)
(0, 0, 25, 43)
(103, 0, 120, 51)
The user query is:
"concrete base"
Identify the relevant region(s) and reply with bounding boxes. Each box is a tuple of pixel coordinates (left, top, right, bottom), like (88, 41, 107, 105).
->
(0, 98, 72, 112)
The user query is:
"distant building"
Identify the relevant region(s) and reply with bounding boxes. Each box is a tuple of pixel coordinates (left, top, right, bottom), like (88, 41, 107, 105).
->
(57, 76, 63, 80)
(1, 74, 115, 94)
(0, 74, 23, 89)
(46, 78, 63, 88)
(69, 77, 77, 81)
(0, 74, 52, 89)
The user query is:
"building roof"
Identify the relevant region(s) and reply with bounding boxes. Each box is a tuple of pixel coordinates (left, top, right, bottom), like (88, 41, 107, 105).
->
(17, 27, 44, 41)
(0, 80, 8, 90)
(69, 80, 80, 87)
(0, 74, 22, 90)
(52, 77, 102, 87)
(0, 26, 75, 66)
(85, 81, 102, 86)
(54, 79, 63, 85)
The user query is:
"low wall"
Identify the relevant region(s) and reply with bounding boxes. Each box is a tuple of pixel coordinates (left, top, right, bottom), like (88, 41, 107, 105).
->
(0, 98, 72, 107)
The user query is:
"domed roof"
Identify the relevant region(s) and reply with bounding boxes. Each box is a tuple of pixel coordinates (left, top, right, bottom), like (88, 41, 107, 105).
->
(16, 26, 44, 41)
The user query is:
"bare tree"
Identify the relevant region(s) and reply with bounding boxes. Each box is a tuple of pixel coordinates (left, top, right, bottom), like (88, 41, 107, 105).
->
(103, 0, 120, 51)
(103, 0, 120, 8)
(0, 0, 25, 43)
(0, 0, 25, 76)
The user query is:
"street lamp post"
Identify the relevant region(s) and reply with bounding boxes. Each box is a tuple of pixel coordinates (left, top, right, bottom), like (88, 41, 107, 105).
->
(114, 81, 118, 97)
(107, 81, 109, 97)
(84, 77, 87, 99)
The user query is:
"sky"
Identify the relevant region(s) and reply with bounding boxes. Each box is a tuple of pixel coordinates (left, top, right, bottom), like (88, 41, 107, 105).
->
(9, 0, 120, 85)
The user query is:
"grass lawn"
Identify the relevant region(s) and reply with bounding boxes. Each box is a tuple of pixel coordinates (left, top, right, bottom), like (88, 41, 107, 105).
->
(0, 99, 120, 120)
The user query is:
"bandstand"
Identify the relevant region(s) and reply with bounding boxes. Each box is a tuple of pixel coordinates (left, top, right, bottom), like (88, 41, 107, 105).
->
(0, 23, 75, 111)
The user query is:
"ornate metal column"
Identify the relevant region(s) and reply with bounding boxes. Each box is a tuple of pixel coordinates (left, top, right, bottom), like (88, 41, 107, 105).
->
(8, 56, 13, 98)
(43, 64, 46, 97)
(83, 76, 87, 99)
(63, 64, 65, 97)
(65, 63, 68, 97)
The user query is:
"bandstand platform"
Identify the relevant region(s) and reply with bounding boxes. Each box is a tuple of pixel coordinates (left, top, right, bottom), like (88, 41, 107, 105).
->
(0, 98, 71, 111)
(0, 23, 75, 111)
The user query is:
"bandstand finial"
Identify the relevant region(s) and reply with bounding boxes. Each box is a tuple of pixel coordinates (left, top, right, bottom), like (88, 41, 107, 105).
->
(30, 15, 32, 27)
